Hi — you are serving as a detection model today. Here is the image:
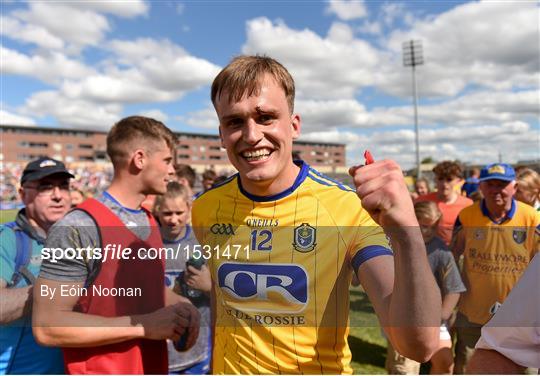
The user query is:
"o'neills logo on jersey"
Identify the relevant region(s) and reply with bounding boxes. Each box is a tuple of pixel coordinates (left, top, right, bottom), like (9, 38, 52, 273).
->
(293, 223, 316, 252)
(210, 223, 235, 235)
(217, 263, 308, 313)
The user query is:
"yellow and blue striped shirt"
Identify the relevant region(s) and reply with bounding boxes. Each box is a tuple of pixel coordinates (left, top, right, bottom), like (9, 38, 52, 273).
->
(192, 161, 392, 374)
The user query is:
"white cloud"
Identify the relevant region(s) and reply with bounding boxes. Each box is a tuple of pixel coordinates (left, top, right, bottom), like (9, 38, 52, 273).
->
(1, 47, 96, 84)
(242, 17, 380, 99)
(381, 1, 539, 97)
(357, 21, 381, 35)
(182, 107, 219, 129)
(23, 91, 122, 129)
(3, 1, 147, 52)
(108, 38, 221, 92)
(0, 110, 36, 126)
(300, 120, 538, 168)
(325, 0, 367, 21)
(137, 109, 169, 123)
(67, 1, 149, 18)
(61, 70, 179, 104)
(0, 16, 64, 49)
(11, 2, 111, 49)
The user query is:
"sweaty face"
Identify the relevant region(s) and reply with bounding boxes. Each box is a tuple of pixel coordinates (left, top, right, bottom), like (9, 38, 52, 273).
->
(21, 174, 71, 230)
(480, 179, 516, 208)
(141, 140, 175, 195)
(157, 197, 190, 240)
(215, 76, 301, 195)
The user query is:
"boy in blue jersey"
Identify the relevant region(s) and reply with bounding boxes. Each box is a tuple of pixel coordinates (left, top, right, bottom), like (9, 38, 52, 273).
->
(193, 55, 442, 373)
(0, 157, 73, 374)
(154, 182, 212, 374)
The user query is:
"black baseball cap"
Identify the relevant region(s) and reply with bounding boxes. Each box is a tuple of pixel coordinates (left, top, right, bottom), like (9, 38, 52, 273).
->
(21, 157, 74, 185)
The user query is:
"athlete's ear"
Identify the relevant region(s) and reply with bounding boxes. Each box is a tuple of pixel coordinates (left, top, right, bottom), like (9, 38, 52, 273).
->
(132, 148, 146, 170)
(291, 113, 301, 140)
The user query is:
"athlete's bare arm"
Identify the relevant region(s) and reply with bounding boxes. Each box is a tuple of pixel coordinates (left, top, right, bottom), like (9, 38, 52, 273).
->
(33, 277, 199, 348)
(351, 159, 441, 362)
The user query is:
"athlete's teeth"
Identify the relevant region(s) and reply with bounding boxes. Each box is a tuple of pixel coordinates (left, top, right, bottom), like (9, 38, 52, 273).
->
(243, 149, 270, 158)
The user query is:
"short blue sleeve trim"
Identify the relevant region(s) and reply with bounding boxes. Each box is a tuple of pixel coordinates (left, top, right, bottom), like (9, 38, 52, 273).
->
(351, 245, 393, 271)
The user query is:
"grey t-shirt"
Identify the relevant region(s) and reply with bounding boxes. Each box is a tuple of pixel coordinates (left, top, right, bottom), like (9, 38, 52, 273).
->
(162, 226, 211, 372)
(426, 236, 466, 295)
(40, 192, 151, 283)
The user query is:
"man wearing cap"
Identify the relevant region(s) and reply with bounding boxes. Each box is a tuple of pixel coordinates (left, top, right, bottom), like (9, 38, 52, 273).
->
(0, 157, 73, 374)
(451, 163, 540, 373)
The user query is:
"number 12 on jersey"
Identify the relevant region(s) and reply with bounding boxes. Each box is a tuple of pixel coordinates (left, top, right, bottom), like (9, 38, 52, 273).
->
(250, 229, 273, 251)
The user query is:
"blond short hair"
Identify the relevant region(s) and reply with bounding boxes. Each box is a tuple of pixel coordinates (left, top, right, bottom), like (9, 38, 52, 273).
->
(211, 55, 295, 113)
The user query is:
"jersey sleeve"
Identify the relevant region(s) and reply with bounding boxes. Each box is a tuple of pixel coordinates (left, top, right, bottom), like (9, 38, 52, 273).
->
(0, 226, 16, 283)
(348, 206, 393, 272)
(39, 210, 97, 282)
(439, 250, 467, 294)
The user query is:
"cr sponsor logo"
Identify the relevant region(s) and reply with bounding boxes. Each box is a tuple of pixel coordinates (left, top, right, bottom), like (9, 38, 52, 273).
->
(217, 263, 308, 313)
(210, 223, 235, 235)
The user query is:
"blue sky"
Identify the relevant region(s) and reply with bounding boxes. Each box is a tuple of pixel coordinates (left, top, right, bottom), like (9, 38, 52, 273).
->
(1, 0, 538, 168)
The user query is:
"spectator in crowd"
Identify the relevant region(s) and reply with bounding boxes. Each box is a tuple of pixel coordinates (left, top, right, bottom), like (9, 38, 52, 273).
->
(174, 164, 197, 199)
(32, 116, 200, 374)
(416, 161, 473, 245)
(411, 177, 431, 200)
(466, 253, 540, 374)
(386, 201, 466, 375)
(461, 168, 480, 198)
(0, 157, 73, 374)
(201, 169, 217, 192)
(515, 167, 540, 211)
(70, 188, 85, 208)
(154, 182, 211, 375)
(451, 162, 540, 373)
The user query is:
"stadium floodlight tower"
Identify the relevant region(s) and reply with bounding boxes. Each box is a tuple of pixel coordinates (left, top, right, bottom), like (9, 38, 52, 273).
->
(403, 39, 424, 178)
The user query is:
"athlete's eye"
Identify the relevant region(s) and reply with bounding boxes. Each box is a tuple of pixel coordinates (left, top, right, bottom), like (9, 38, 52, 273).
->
(258, 115, 274, 124)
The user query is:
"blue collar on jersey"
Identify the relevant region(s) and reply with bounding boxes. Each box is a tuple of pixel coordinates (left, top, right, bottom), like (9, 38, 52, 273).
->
(102, 191, 144, 214)
(237, 160, 310, 202)
(481, 198, 516, 224)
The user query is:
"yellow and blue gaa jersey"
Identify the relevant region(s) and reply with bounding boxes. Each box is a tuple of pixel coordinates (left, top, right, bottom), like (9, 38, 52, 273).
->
(455, 199, 540, 325)
(192, 161, 392, 374)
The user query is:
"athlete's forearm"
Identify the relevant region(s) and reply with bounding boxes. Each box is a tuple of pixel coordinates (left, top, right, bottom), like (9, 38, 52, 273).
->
(32, 310, 145, 347)
(387, 227, 441, 362)
(0, 285, 32, 323)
